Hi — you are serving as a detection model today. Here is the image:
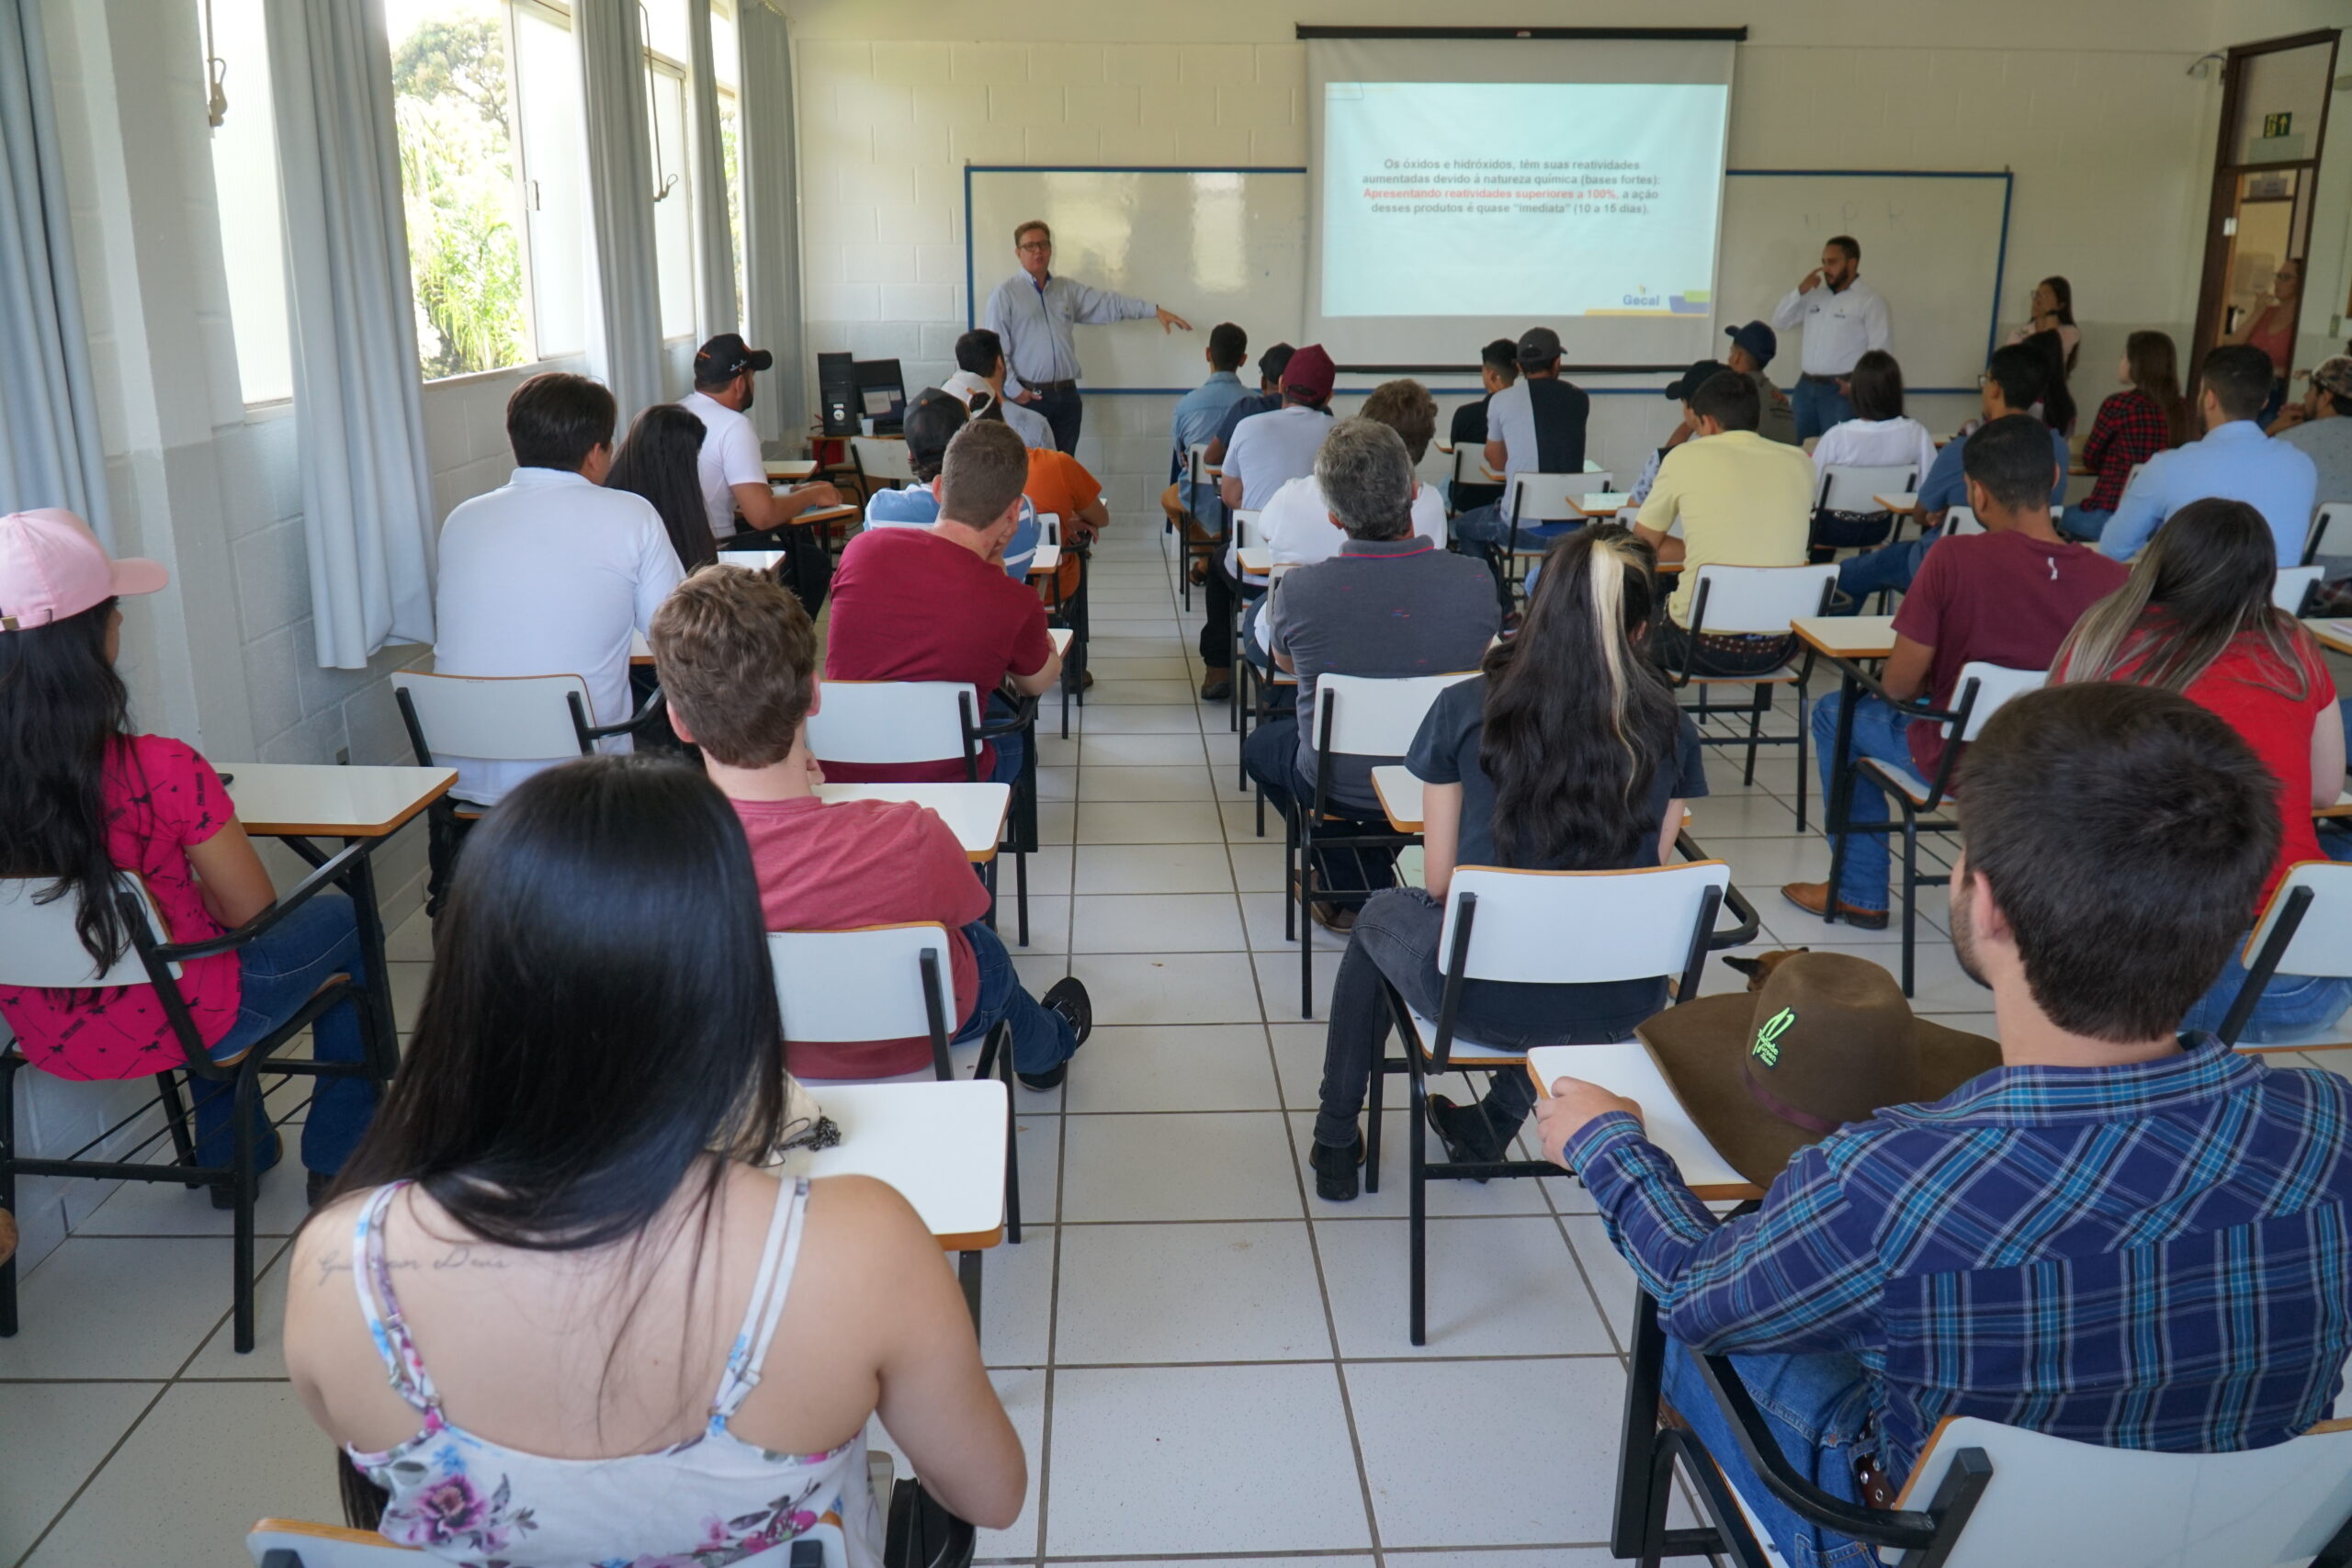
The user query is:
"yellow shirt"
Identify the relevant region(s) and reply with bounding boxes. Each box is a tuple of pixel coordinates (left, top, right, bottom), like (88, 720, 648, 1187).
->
(1635, 430, 1817, 626)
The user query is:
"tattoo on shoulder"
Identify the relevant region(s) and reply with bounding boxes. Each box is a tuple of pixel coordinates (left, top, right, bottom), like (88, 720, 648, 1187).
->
(311, 1244, 510, 1289)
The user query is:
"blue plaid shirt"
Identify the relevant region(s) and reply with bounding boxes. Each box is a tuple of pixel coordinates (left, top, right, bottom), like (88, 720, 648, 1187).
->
(1566, 1041, 2352, 1483)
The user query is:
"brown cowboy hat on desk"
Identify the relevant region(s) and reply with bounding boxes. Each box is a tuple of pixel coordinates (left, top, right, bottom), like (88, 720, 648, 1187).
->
(1635, 951, 2002, 1190)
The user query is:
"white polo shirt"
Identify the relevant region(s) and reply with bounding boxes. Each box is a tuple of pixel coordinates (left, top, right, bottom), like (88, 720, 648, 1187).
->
(1224, 402, 1331, 511)
(433, 468, 684, 807)
(680, 389, 764, 541)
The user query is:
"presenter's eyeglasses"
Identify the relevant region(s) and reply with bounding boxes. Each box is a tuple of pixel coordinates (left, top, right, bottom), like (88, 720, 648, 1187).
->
(1018, 240, 1053, 254)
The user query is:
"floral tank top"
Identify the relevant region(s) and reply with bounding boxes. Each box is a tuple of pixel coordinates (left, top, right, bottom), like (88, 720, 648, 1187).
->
(346, 1179, 881, 1568)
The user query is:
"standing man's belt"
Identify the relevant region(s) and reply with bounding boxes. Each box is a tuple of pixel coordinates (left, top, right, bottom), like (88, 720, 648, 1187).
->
(1799, 372, 1849, 385)
(1032, 378, 1080, 393)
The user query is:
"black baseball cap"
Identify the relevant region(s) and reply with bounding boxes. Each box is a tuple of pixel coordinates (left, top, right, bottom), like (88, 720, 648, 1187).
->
(1724, 321, 1777, 369)
(1666, 358, 1732, 402)
(695, 333, 773, 383)
(1515, 326, 1563, 367)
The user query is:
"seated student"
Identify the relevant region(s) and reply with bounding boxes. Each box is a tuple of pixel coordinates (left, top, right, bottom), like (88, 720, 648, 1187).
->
(1242, 419, 1498, 927)
(1623, 359, 1726, 509)
(1200, 344, 1337, 699)
(285, 756, 1026, 1566)
(434, 372, 684, 809)
(1159, 321, 1251, 540)
(1015, 410, 1111, 548)
(650, 565, 1090, 1088)
(1836, 342, 2066, 606)
(1255, 378, 1447, 567)
(865, 392, 1041, 580)
(1306, 527, 1707, 1196)
(2065, 330, 2193, 544)
(1786, 415, 2127, 927)
(1724, 320, 1801, 446)
(607, 403, 717, 573)
(824, 420, 1060, 786)
(1808, 349, 1940, 557)
(2101, 344, 2319, 565)
(1204, 341, 1293, 468)
(680, 334, 844, 616)
(1446, 339, 1519, 513)
(2052, 499, 2350, 1043)
(1539, 682, 2352, 1568)
(0, 511, 379, 1205)
(942, 327, 1055, 452)
(1452, 326, 1593, 613)
(2273, 355, 2352, 565)
(1632, 371, 1815, 677)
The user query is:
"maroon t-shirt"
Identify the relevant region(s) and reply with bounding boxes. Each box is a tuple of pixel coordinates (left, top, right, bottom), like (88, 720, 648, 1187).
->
(821, 526, 1055, 782)
(1893, 527, 2127, 777)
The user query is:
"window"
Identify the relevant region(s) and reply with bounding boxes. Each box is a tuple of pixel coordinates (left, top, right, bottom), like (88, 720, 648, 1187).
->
(641, 0, 695, 340)
(710, 0, 744, 327)
(199, 0, 293, 404)
(511, 1, 588, 356)
(387, 0, 530, 378)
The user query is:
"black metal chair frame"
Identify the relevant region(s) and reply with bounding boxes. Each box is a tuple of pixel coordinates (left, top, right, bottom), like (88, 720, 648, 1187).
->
(2216, 881, 2328, 1046)
(911, 943, 1020, 1322)
(961, 688, 1042, 950)
(1659, 573, 1836, 830)
(1371, 848, 1757, 1345)
(1, 852, 396, 1354)
(1285, 685, 1424, 1019)
(1172, 443, 1224, 614)
(2304, 505, 2346, 568)
(1818, 666, 1990, 998)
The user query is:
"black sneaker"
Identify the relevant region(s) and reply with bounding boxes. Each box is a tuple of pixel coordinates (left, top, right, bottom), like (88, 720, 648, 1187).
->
(1019, 977, 1092, 1089)
(1308, 1132, 1365, 1201)
(1425, 1093, 1508, 1179)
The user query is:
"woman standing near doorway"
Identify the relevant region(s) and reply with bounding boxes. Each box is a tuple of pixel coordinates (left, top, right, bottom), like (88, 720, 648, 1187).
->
(2223, 258, 2301, 423)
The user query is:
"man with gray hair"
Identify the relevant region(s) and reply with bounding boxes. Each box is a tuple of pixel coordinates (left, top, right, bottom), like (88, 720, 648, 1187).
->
(1242, 418, 1499, 931)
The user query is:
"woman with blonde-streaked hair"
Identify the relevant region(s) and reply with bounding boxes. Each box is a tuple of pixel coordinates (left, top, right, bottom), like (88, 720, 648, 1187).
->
(1302, 525, 1712, 1200)
(2052, 496, 2349, 1043)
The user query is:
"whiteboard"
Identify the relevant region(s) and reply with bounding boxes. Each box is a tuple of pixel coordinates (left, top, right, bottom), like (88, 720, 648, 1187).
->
(964, 166, 2007, 392)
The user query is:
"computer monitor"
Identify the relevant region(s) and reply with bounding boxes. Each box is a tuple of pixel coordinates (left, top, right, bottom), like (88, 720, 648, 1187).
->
(818, 352, 859, 436)
(853, 358, 907, 433)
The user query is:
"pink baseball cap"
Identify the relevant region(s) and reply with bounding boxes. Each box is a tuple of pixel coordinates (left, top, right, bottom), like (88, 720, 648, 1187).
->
(0, 510, 168, 632)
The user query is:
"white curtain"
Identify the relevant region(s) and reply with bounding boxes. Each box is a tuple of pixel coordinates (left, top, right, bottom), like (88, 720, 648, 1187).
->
(686, 0, 736, 340)
(266, 0, 435, 667)
(0, 0, 109, 539)
(736, 0, 803, 444)
(575, 0, 664, 417)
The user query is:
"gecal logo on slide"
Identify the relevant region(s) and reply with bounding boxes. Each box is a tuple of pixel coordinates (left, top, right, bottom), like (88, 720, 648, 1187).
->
(1623, 285, 1661, 308)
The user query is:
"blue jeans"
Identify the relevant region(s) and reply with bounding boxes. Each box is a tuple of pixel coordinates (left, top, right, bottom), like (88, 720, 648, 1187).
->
(1661, 1340, 1877, 1568)
(2180, 939, 2352, 1043)
(984, 692, 1026, 785)
(191, 891, 379, 1176)
(2061, 506, 2111, 542)
(1792, 378, 1855, 442)
(954, 920, 1077, 1075)
(1813, 689, 1918, 911)
(1834, 531, 1936, 609)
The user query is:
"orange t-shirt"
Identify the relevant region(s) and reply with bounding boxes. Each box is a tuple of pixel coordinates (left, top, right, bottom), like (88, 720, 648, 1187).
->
(1023, 449, 1098, 598)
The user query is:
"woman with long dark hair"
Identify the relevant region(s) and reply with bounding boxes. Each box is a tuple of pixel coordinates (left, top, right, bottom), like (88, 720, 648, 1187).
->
(0, 510, 379, 1205)
(2023, 327, 2077, 436)
(606, 403, 717, 572)
(2006, 276, 2078, 374)
(2052, 498, 2348, 1042)
(1306, 526, 1709, 1198)
(283, 755, 1024, 1564)
(2066, 330, 2192, 543)
(1810, 350, 1940, 557)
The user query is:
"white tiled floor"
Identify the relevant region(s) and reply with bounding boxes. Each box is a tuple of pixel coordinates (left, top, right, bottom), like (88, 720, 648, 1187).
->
(19, 518, 2352, 1568)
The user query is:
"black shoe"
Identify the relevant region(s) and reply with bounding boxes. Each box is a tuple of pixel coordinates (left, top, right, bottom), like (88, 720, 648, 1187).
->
(1199, 668, 1234, 701)
(1019, 978, 1092, 1089)
(1309, 1132, 1365, 1201)
(208, 1128, 285, 1208)
(1425, 1093, 1507, 1179)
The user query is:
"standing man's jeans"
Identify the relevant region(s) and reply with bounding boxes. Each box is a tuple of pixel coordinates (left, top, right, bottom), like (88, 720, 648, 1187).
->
(955, 921, 1079, 1075)
(192, 891, 379, 1177)
(1792, 376, 1856, 443)
(1811, 689, 1918, 913)
(1835, 531, 1938, 609)
(984, 691, 1027, 785)
(1660, 1342, 1878, 1568)
(1030, 385, 1082, 454)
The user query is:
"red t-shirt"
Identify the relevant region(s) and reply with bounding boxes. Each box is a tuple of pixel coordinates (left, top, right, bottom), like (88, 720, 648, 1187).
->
(822, 526, 1055, 782)
(0, 736, 243, 1079)
(1893, 528, 2127, 777)
(730, 794, 991, 1078)
(2162, 631, 2336, 910)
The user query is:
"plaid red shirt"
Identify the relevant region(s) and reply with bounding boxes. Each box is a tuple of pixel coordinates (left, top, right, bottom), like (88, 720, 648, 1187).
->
(2081, 389, 2175, 513)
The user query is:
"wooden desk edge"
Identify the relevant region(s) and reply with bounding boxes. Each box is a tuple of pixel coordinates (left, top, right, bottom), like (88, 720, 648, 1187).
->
(936, 1224, 1004, 1252)
(236, 776, 457, 840)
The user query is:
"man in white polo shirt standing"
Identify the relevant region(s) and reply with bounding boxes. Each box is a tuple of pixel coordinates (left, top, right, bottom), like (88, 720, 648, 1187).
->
(1770, 235, 1893, 441)
(679, 333, 842, 612)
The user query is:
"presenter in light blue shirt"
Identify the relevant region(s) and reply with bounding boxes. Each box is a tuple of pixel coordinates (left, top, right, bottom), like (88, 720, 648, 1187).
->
(983, 219, 1192, 454)
(2099, 344, 2318, 566)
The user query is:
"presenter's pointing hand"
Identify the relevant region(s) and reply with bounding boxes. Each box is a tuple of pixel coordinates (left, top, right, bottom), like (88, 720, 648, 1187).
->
(1157, 307, 1193, 333)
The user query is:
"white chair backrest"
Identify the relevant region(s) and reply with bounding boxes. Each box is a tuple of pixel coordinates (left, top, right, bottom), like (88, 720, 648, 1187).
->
(804, 682, 977, 767)
(1817, 464, 1917, 513)
(2276, 563, 2325, 615)
(2308, 502, 2351, 564)
(1185, 442, 1212, 486)
(1442, 863, 1733, 985)
(1318, 671, 1480, 758)
(768, 926, 956, 1043)
(1941, 662, 2044, 742)
(248, 1520, 428, 1565)
(1900, 1415, 2352, 1568)
(0, 875, 172, 988)
(1232, 508, 1263, 548)
(1944, 505, 1984, 537)
(1689, 563, 1839, 635)
(1506, 470, 1611, 524)
(2245, 862, 2352, 980)
(391, 671, 590, 762)
(1035, 512, 1060, 546)
(851, 435, 914, 486)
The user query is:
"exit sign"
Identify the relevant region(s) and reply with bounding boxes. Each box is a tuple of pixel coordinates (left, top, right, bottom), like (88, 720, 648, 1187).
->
(2265, 111, 2294, 137)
